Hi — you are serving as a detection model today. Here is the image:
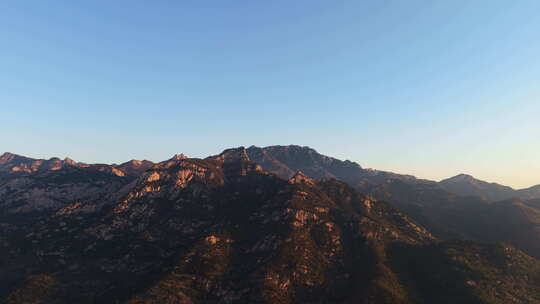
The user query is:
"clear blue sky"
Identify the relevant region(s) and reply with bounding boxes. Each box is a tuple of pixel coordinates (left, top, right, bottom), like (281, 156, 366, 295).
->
(1, 1, 539, 188)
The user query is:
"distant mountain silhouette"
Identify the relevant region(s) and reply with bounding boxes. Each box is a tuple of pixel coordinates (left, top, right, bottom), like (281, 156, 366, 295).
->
(439, 173, 516, 201)
(439, 173, 540, 202)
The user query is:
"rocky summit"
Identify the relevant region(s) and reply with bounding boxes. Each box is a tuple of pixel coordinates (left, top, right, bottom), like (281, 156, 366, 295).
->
(1, 147, 540, 303)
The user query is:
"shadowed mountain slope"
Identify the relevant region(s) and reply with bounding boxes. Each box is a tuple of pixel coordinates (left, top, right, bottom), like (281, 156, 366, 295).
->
(244, 145, 540, 259)
(519, 185, 540, 200)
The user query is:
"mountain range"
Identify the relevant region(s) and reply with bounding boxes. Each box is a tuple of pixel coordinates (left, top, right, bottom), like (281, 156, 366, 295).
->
(1, 146, 540, 303)
(245, 146, 540, 258)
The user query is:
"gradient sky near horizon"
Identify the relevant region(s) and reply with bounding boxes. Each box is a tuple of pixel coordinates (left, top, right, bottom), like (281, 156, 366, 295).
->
(1, 1, 539, 188)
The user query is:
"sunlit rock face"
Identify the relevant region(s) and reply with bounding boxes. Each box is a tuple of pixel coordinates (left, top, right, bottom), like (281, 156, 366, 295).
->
(1, 153, 68, 175)
(114, 159, 155, 177)
(288, 171, 315, 185)
(1, 149, 540, 304)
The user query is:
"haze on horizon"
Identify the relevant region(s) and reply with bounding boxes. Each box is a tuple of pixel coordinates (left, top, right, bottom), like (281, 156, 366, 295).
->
(1, 1, 539, 189)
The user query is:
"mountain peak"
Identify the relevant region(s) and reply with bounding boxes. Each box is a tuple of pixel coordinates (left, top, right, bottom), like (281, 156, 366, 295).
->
(446, 173, 476, 182)
(1, 152, 15, 158)
(116, 159, 155, 176)
(63, 157, 77, 165)
(0, 152, 28, 164)
(288, 171, 315, 185)
(212, 147, 250, 163)
(0, 152, 15, 163)
(171, 153, 187, 161)
(440, 173, 516, 201)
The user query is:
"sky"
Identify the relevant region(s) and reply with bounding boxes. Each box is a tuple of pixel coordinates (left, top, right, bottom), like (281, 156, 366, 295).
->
(1, 1, 539, 189)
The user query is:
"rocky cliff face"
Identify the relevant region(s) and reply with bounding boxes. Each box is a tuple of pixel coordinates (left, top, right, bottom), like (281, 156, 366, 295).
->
(2, 149, 540, 303)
